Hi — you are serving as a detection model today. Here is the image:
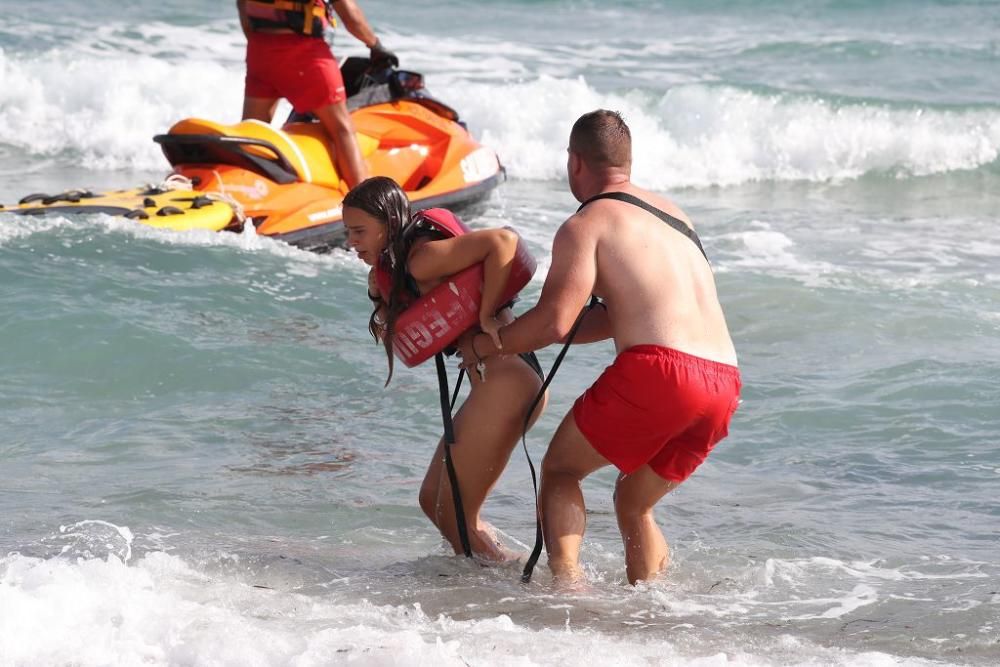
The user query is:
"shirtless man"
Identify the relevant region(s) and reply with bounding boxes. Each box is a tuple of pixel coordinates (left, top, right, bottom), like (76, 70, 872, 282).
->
(458, 109, 741, 585)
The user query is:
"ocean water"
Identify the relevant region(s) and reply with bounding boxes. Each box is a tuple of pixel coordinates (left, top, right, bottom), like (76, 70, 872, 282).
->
(2, 1, 999, 665)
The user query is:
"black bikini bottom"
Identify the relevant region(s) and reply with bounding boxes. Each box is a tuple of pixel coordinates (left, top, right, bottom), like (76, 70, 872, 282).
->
(519, 351, 544, 380)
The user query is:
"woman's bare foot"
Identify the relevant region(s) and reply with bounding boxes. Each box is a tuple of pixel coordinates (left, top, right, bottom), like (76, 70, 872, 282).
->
(469, 522, 525, 565)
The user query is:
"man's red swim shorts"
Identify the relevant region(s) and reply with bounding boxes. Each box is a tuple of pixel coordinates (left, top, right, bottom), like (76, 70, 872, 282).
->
(245, 33, 347, 113)
(573, 345, 741, 482)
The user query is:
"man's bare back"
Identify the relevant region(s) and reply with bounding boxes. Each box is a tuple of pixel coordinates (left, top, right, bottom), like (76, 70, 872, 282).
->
(567, 184, 738, 365)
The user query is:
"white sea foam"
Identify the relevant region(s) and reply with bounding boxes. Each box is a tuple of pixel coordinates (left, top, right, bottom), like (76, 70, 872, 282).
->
(0, 549, 946, 667)
(448, 78, 1000, 188)
(0, 209, 363, 275)
(0, 43, 244, 171)
(3, 30, 999, 187)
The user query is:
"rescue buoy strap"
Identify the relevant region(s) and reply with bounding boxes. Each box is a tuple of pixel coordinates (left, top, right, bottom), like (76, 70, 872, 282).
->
(435, 353, 473, 558)
(521, 295, 603, 583)
(578, 191, 708, 262)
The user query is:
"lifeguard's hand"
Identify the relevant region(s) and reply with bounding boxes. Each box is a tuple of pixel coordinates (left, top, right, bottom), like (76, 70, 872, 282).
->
(455, 330, 483, 372)
(369, 39, 399, 69)
(479, 316, 504, 351)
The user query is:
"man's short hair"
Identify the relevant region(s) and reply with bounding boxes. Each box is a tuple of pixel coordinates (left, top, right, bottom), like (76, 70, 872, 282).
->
(569, 109, 632, 169)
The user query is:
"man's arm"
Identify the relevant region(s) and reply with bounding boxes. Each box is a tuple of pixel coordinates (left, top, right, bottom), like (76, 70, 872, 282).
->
(461, 215, 598, 361)
(236, 0, 252, 39)
(329, 0, 379, 48)
(567, 304, 612, 344)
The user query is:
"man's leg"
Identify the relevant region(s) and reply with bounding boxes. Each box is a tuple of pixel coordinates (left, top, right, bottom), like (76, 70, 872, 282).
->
(242, 96, 279, 122)
(314, 101, 368, 189)
(539, 411, 610, 583)
(613, 466, 680, 585)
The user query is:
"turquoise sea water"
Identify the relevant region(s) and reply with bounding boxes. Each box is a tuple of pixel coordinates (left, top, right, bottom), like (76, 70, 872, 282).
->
(2, 1, 999, 665)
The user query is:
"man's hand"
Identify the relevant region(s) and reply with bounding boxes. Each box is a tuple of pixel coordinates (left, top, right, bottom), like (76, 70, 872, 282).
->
(479, 316, 503, 351)
(369, 39, 399, 69)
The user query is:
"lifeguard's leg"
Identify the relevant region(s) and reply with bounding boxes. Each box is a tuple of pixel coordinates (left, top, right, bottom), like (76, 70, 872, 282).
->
(538, 411, 610, 583)
(242, 96, 279, 122)
(314, 101, 368, 189)
(613, 466, 680, 585)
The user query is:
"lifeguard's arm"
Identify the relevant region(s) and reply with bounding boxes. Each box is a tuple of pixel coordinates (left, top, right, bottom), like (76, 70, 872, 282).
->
(407, 230, 519, 321)
(235, 0, 252, 39)
(568, 303, 612, 344)
(461, 216, 600, 360)
(329, 0, 379, 48)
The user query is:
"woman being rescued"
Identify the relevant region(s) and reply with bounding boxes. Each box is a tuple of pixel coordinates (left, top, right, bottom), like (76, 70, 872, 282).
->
(343, 176, 548, 563)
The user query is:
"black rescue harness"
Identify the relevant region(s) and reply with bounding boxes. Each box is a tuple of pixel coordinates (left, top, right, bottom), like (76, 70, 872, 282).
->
(585, 191, 708, 262)
(519, 190, 710, 582)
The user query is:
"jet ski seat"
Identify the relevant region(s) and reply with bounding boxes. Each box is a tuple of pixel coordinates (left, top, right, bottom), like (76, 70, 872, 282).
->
(159, 118, 379, 191)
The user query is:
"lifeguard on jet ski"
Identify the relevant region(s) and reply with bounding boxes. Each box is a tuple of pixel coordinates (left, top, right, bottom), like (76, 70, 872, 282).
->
(1, 58, 506, 252)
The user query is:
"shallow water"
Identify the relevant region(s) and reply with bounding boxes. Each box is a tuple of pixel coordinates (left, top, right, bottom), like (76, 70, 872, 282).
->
(2, 1, 999, 665)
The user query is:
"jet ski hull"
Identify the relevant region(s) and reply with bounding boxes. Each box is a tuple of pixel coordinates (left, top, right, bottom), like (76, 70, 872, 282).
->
(2, 68, 505, 252)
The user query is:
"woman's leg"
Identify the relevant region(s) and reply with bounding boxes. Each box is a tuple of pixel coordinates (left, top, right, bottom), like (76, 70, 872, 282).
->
(430, 358, 545, 561)
(418, 440, 445, 524)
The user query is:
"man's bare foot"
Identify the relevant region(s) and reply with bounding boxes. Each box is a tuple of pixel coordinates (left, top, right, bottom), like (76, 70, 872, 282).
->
(549, 560, 589, 591)
(551, 569, 592, 593)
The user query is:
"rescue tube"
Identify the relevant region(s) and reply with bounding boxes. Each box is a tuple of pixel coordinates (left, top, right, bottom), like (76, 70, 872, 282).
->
(377, 208, 536, 368)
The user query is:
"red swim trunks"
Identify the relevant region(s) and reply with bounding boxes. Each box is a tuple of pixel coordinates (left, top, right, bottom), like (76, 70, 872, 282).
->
(573, 345, 741, 482)
(245, 32, 347, 113)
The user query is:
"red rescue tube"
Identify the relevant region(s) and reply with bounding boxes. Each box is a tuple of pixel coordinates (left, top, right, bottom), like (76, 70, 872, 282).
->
(392, 236, 535, 367)
(375, 208, 536, 368)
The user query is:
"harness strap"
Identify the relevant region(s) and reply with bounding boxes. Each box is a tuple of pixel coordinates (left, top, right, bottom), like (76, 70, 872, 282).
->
(520, 295, 603, 583)
(578, 191, 709, 262)
(434, 353, 472, 558)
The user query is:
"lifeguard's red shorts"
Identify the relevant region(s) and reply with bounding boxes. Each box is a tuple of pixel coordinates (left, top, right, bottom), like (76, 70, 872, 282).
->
(245, 33, 346, 113)
(573, 345, 741, 482)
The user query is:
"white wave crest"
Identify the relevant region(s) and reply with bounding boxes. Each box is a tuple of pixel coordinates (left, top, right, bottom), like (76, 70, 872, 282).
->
(447, 78, 1000, 188)
(0, 550, 943, 667)
(0, 44, 244, 171)
(3, 33, 999, 188)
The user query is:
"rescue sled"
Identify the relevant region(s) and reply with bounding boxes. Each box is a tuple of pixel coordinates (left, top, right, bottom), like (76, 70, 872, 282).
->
(1, 59, 506, 252)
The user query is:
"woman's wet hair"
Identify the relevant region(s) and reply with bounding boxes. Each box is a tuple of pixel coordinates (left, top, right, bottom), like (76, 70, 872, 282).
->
(342, 176, 412, 385)
(569, 109, 632, 170)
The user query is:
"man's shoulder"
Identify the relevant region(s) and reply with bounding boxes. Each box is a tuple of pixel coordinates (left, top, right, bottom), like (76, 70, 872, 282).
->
(549, 211, 601, 256)
(557, 209, 601, 238)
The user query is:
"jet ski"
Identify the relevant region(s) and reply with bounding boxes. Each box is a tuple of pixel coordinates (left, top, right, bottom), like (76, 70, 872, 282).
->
(1, 58, 506, 252)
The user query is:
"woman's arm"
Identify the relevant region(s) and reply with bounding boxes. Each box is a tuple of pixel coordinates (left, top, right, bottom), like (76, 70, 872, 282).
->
(407, 228, 519, 331)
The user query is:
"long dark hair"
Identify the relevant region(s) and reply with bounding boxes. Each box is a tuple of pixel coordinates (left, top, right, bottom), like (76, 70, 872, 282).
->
(343, 176, 414, 385)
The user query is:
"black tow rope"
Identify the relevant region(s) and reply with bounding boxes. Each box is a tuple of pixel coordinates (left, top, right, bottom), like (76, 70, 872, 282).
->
(434, 353, 472, 558)
(520, 295, 603, 583)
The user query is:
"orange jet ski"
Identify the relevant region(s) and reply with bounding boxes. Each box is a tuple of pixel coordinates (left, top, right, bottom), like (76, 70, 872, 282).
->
(1, 59, 506, 252)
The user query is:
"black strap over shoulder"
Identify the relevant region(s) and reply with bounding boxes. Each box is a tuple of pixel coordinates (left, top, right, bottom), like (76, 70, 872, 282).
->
(578, 191, 709, 262)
